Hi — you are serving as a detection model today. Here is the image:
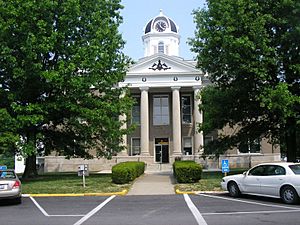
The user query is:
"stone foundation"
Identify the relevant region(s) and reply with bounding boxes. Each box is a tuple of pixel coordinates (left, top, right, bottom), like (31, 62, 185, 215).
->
(44, 153, 281, 173)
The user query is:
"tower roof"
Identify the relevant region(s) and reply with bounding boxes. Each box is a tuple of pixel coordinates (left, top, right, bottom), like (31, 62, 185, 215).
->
(144, 10, 179, 34)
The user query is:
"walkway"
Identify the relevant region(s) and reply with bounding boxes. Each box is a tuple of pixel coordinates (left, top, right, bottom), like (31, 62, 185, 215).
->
(127, 171, 175, 195)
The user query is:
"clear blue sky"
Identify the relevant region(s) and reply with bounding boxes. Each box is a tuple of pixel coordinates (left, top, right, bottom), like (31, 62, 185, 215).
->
(119, 0, 206, 60)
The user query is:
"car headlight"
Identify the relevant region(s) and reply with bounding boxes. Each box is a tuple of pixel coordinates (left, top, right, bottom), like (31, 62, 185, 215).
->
(222, 179, 225, 182)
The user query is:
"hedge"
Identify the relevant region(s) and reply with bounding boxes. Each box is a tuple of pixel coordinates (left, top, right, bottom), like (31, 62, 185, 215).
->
(112, 161, 145, 184)
(173, 161, 202, 183)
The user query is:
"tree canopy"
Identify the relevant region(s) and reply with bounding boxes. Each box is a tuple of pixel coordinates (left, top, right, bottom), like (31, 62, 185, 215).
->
(0, 0, 133, 177)
(190, 0, 300, 161)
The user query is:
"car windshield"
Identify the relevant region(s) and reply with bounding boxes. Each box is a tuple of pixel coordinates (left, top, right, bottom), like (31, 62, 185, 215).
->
(0, 171, 16, 179)
(289, 165, 300, 175)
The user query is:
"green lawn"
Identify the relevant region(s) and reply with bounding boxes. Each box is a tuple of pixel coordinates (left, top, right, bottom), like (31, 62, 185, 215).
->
(175, 169, 247, 192)
(21, 173, 130, 194)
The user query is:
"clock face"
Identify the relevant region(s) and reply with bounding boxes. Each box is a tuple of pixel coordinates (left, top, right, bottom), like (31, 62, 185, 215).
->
(155, 21, 167, 32)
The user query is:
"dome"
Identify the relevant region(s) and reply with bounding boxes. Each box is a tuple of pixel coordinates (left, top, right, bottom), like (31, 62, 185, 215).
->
(144, 10, 179, 34)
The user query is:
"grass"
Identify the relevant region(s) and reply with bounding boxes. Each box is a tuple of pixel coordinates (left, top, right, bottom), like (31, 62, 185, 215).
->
(175, 168, 247, 192)
(21, 173, 130, 194)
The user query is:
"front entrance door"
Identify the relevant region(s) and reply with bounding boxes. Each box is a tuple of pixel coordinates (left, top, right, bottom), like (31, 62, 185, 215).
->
(155, 138, 169, 163)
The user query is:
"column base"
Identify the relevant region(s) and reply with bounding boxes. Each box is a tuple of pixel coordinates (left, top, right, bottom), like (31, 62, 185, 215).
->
(141, 152, 150, 156)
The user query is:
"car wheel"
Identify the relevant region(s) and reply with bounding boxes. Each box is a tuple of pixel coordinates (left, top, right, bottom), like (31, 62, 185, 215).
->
(228, 181, 241, 197)
(281, 186, 299, 204)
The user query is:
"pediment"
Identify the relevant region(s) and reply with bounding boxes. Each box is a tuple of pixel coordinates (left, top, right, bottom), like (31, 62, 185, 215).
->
(127, 54, 201, 75)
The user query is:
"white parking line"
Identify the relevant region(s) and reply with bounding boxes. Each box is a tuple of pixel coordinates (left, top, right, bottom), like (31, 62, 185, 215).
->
(73, 195, 116, 225)
(30, 196, 86, 217)
(202, 209, 300, 216)
(197, 193, 300, 210)
(30, 196, 50, 217)
(184, 194, 208, 225)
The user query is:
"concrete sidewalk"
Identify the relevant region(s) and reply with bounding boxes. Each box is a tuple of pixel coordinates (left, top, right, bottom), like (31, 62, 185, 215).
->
(127, 172, 175, 195)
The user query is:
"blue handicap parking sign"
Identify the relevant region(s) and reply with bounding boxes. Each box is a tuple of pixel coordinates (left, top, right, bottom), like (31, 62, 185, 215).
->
(221, 159, 230, 173)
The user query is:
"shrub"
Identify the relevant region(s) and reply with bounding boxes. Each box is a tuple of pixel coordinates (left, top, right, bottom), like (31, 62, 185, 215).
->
(112, 161, 145, 184)
(173, 161, 202, 183)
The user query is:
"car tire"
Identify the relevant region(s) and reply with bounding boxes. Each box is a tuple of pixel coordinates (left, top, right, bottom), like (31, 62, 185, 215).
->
(281, 186, 299, 204)
(228, 181, 241, 197)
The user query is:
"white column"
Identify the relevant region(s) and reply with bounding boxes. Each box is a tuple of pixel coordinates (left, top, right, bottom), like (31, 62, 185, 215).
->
(140, 87, 150, 156)
(171, 86, 182, 155)
(193, 86, 204, 155)
(118, 113, 128, 156)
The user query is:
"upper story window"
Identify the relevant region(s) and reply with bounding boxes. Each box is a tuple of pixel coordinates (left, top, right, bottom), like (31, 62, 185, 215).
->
(153, 96, 169, 125)
(239, 138, 261, 154)
(181, 95, 192, 124)
(158, 41, 164, 53)
(131, 96, 140, 124)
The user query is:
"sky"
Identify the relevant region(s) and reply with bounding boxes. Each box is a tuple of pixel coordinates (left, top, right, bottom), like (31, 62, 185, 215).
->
(119, 0, 206, 61)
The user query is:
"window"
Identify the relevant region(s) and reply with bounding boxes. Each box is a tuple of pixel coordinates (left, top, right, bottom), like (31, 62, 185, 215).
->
(131, 96, 140, 124)
(158, 41, 164, 53)
(249, 165, 286, 176)
(248, 165, 264, 176)
(183, 137, 192, 155)
(239, 138, 261, 154)
(289, 165, 300, 175)
(204, 136, 213, 146)
(181, 96, 192, 124)
(131, 138, 141, 156)
(153, 96, 169, 125)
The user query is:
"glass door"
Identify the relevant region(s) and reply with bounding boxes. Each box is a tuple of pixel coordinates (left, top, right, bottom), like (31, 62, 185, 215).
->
(155, 138, 169, 163)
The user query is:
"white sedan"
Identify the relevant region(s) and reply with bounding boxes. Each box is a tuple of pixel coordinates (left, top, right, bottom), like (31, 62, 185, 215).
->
(221, 162, 300, 204)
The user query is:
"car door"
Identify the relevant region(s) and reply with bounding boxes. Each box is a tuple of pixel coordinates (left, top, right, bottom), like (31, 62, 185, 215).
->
(259, 165, 286, 197)
(241, 165, 265, 194)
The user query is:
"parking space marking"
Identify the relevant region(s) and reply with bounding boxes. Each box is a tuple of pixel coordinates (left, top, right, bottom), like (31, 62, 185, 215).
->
(184, 194, 208, 225)
(202, 209, 300, 216)
(73, 195, 116, 225)
(197, 193, 300, 210)
(29, 196, 85, 217)
(30, 196, 50, 217)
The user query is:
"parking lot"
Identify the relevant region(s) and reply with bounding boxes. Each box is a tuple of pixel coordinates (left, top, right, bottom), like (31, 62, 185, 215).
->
(0, 194, 299, 225)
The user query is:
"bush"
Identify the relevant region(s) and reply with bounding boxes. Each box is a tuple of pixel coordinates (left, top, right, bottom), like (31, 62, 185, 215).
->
(112, 161, 145, 184)
(173, 161, 202, 183)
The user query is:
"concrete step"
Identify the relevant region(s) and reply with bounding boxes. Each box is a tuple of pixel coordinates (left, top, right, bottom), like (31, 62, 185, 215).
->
(145, 163, 173, 172)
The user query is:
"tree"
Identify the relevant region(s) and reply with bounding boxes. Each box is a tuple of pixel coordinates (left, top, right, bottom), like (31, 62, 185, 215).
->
(0, 0, 133, 178)
(190, 0, 300, 161)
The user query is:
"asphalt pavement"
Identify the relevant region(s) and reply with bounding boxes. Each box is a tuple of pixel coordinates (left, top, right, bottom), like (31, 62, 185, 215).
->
(1, 194, 300, 225)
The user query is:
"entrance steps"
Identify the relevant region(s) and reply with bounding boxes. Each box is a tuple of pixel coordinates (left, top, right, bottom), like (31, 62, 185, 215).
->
(145, 163, 173, 172)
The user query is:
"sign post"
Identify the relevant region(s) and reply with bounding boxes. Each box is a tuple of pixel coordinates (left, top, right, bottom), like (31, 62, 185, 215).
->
(78, 164, 89, 188)
(221, 159, 230, 176)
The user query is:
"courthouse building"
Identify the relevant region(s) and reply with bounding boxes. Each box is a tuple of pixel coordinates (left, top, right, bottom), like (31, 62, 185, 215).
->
(42, 11, 280, 172)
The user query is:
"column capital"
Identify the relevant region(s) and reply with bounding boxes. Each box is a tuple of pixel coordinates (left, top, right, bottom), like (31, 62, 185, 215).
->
(139, 86, 149, 91)
(171, 86, 181, 91)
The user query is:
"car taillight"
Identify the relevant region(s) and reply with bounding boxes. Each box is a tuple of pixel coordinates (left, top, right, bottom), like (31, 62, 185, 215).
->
(13, 180, 21, 189)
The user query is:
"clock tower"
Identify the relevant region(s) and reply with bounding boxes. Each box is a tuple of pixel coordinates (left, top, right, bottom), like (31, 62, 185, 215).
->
(142, 10, 180, 57)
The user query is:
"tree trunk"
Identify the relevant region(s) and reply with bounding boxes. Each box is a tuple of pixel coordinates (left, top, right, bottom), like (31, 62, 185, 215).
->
(22, 155, 38, 179)
(285, 118, 297, 162)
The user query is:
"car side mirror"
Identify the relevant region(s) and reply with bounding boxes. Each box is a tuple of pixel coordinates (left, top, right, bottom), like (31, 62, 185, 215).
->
(243, 171, 247, 176)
